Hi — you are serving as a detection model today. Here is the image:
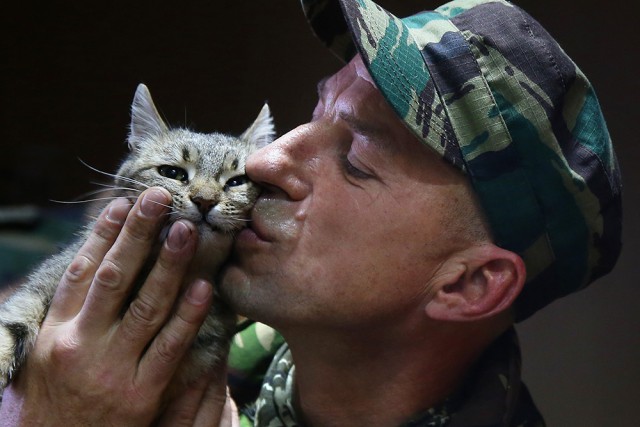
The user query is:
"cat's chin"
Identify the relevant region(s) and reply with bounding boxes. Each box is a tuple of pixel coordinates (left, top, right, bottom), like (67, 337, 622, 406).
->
(197, 224, 234, 248)
(188, 225, 235, 279)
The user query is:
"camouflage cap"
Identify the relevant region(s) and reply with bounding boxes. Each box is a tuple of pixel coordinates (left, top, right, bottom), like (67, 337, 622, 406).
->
(301, 0, 622, 320)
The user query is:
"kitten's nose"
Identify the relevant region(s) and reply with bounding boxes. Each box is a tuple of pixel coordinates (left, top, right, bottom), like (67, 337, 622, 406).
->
(191, 196, 217, 216)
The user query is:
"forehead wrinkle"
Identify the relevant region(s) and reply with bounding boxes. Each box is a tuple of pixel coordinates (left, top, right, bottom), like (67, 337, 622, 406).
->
(337, 104, 399, 156)
(338, 110, 384, 140)
(320, 58, 402, 155)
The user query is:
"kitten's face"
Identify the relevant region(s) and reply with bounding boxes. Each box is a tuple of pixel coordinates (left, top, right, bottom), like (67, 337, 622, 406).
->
(118, 129, 260, 238)
(114, 84, 275, 270)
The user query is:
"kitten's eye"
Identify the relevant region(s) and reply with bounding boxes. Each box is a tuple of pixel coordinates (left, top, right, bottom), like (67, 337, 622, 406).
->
(224, 175, 248, 190)
(158, 165, 189, 182)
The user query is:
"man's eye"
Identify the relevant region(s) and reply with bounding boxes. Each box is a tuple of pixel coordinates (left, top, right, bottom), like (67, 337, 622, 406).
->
(158, 165, 189, 182)
(224, 175, 249, 190)
(342, 156, 373, 180)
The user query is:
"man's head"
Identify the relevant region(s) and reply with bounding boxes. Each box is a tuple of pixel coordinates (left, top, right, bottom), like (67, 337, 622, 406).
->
(220, 0, 621, 337)
(301, 0, 623, 320)
(221, 54, 524, 343)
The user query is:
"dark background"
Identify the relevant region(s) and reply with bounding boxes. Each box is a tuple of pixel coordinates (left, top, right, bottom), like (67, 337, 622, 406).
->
(1, 1, 638, 425)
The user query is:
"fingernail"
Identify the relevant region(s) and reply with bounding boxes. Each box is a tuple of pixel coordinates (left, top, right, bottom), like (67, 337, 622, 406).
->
(167, 221, 192, 251)
(106, 198, 132, 224)
(186, 280, 212, 304)
(141, 189, 169, 217)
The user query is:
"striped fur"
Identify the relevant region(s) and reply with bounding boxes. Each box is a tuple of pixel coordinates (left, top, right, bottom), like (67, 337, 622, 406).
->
(0, 84, 275, 391)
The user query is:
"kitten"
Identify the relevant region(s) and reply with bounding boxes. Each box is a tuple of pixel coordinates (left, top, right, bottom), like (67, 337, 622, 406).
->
(0, 84, 274, 392)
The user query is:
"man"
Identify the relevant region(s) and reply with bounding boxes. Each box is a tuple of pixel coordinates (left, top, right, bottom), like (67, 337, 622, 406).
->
(0, 0, 621, 425)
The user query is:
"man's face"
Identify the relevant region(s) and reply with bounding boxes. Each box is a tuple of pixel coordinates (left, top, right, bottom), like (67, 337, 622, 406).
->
(220, 56, 469, 331)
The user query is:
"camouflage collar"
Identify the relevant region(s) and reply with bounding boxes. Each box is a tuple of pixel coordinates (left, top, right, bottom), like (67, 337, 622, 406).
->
(441, 328, 545, 427)
(250, 328, 544, 427)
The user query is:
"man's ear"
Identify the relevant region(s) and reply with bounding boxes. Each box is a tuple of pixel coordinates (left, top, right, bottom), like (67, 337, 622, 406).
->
(425, 244, 526, 321)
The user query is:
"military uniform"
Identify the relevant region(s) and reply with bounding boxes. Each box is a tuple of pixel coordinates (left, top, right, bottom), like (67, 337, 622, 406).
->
(229, 324, 545, 427)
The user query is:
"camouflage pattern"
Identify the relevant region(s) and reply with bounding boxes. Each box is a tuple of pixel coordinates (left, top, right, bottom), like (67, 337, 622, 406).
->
(243, 328, 545, 426)
(301, 0, 622, 320)
(228, 321, 286, 412)
(253, 344, 298, 426)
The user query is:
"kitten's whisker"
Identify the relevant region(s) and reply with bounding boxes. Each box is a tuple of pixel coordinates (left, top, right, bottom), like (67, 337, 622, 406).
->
(226, 215, 252, 222)
(78, 187, 140, 200)
(113, 175, 150, 189)
(78, 159, 150, 189)
(49, 196, 123, 205)
(90, 182, 143, 194)
(54, 184, 140, 205)
(65, 189, 109, 203)
(145, 199, 174, 210)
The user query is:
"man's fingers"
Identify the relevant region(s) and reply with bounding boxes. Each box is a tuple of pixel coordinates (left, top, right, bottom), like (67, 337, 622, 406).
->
(195, 385, 239, 427)
(47, 197, 132, 322)
(116, 220, 198, 356)
(156, 379, 236, 427)
(137, 279, 213, 393)
(155, 374, 210, 426)
(76, 188, 171, 334)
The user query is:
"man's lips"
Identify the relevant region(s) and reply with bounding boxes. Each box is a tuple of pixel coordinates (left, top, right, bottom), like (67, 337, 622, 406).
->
(246, 211, 270, 242)
(246, 195, 299, 243)
(248, 196, 277, 242)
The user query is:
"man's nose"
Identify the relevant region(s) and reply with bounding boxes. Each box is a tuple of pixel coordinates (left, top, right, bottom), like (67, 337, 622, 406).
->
(245, 124, 316, 201)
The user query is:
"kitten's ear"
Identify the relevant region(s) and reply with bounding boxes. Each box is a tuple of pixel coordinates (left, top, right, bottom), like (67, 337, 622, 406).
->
(128, 83, 169, 151)
(240, 103, 275, 149)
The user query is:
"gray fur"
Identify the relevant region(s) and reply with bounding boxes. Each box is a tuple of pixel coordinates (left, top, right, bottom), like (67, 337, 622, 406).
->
(0, 84, 274, 391)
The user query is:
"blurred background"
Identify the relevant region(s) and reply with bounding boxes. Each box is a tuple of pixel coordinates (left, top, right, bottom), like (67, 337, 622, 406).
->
(1, 1, 638, 425)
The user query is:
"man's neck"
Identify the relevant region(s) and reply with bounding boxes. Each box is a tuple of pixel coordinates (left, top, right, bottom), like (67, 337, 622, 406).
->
(282, 321, 492, 427)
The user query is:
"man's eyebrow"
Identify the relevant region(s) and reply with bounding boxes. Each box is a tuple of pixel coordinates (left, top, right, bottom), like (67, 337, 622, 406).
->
(338, 110, 388, 141)
(316, 75, 392, 148)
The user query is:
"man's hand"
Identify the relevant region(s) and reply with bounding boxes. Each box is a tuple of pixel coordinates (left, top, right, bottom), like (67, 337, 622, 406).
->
(0, 188, 231, 426)
(159, 375, 239, 427)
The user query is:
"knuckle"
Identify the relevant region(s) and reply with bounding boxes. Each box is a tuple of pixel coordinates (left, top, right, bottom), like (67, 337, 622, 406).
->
(175, 307, 201, 327)
(64, 255, 93, 285)
(156, 249, 186, 274)
(92, 216, 121, 244)
(49, 333, 81, 365)
(93, 260, 124, 292)
(127, 295, 161, 329)
(125, 213, 161, 244)
(154, 332, 184, 366)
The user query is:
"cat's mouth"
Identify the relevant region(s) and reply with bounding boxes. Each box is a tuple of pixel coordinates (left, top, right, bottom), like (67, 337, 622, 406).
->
(194, 215, 245, 235)
(201, 221, 223, 233)
(158, 217, 224, 243)
(158, 207, 248, 242)
(195, 217, 231, 235)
